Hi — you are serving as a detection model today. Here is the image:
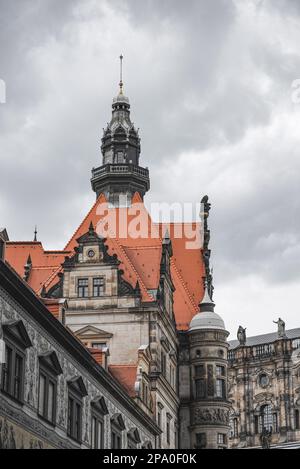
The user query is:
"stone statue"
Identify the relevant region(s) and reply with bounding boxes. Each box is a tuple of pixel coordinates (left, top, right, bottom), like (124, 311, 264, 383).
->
(260, 427, 272, 449)
(237, 326, 247, 346)
(273, 318, 286, 338)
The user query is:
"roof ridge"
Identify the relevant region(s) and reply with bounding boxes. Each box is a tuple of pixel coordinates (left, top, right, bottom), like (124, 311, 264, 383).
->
(112, 237, 153, 301)
(170, 258, 198, 312)
(42, 266, 63, 292)
(154, 226, 199, 313)
(64, 194, 104, 250)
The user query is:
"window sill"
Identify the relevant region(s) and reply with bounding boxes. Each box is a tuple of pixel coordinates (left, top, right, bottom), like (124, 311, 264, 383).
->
(1, 389, 24, 406)
(38, 413, 56, 428)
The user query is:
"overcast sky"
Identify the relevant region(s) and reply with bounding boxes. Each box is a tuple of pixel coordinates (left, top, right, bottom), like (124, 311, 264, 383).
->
(1, 0, 300, 338)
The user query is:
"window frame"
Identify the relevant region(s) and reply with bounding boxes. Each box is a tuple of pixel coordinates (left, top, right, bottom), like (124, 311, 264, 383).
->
(91, 411, 104, 449)
(77, 278, 89, 298)
(93, 277, 105, 297)
(67, 377, 87, 444)
(111, 425, 122, 449)
(68, 390, 83, 443)
(1, 338, 26, 404)
(38, 368, 57, 425)
(110, 414, 125, 449)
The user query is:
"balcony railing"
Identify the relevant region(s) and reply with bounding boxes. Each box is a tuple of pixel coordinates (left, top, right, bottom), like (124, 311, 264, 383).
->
(92, 164, 149, 179)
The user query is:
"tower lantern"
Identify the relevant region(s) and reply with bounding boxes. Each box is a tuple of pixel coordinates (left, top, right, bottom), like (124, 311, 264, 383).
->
(91, 55, 150, 206)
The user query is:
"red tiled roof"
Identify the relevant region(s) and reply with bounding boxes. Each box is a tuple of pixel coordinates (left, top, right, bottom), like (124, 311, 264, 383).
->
(6, 193, 205, 330)
(109, 365, 138, 398)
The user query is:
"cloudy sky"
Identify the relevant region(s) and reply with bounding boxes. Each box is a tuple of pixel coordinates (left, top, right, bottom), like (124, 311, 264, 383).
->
(1, 0, 300, 338)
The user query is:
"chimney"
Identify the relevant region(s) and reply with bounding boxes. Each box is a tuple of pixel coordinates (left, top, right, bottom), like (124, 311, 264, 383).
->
(89, 347, 110, 371)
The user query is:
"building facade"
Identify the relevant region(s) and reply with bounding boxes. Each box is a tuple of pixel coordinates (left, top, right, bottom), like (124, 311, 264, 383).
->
(228, 326, 300, 448)
(0, 254, 160, 449)
(3, 69, 300, 450)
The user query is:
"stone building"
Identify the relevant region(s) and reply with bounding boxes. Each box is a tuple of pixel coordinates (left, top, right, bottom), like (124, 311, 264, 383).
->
(228, 324, 300, 448)
(178, 288, 230, 449)
(0, 249, 160, 449)
(4, 62, 300, 451)
(3, 75, 202, 449)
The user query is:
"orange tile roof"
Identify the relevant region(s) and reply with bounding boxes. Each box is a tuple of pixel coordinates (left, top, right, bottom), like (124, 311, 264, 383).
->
(6, 193, 205, 330)
(5, 242, 70, 295)
(109, 365, 138, 398)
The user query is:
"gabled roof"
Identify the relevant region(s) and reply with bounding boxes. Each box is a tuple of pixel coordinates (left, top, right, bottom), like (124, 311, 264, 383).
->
(5, 193, 205, 330)
(5, 241, 70, 295)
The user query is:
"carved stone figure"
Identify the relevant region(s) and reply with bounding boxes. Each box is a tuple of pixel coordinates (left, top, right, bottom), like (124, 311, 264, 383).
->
(273, 318, 286, 338)
(237, 326, 247, 346)
(260, 427, 272, 449)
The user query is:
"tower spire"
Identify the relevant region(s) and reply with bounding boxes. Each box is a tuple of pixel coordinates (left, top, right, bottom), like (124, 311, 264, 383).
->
(119, 54, 124, 95)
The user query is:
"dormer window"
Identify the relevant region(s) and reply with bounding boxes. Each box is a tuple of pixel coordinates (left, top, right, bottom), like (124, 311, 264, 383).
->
(93, 277, 105, 297)
(78, 278, 89, 298)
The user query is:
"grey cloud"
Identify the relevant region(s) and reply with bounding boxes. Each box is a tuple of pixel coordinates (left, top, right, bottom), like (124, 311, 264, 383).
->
(0, 0, 300, 334)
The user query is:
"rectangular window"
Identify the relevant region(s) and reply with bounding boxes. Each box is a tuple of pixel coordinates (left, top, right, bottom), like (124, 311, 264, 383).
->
(92, 342, 107, 350)
(195, 365, 205, 377)
(38, 371, 56, 424)
(196, 433, 206, 449)
(68, 394, 82, 442)
(2, 345, 12, 394)
(78, 278, 89, 298)
(195, 379, 206, 399)
(111, 430, 121, 449)
(161, 351, 167, 377)
(295, 409, 300, 430)
(13, 353, 23, 400)
(167, 418, 171, 445)
(158, 412, 162, 448)
(218, 433, 226, 445)
(1, 343, 24, 403)
(216, 379, 226, 398)
(93, 277, 105, 297)
(92, 416, 104, 449)
(216, 365, 225, 377)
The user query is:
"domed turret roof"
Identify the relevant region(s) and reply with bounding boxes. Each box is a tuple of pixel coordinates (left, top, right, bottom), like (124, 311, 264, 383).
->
(189, 310, 226, 332)
(189, 287, 226, 332)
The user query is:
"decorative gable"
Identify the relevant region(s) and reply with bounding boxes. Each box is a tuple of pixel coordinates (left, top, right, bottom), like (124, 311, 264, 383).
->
(75, 325, 113, 340)
(2, 320, 32, 349)
(111, 413, 126, 430)
(39, 351, 63, 376)
(91, 396, 109, 415)
(67, 376, 88, 397)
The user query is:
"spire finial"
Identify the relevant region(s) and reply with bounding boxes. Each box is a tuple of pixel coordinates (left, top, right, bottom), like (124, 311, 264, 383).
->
(119, 54, 124, 95)
(34, 226, 37, 242)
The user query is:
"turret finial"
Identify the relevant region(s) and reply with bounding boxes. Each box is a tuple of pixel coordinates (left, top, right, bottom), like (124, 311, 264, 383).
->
(119, 54, 124, 95)
(34, 226, 37, 242)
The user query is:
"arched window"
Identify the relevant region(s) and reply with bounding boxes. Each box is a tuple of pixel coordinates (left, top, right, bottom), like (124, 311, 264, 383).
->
(259, 404, 273, 433)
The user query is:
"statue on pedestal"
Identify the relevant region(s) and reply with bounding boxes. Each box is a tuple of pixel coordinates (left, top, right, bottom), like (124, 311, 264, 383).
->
(273, 318, 286, 338)
(237, 326, 247, 346)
